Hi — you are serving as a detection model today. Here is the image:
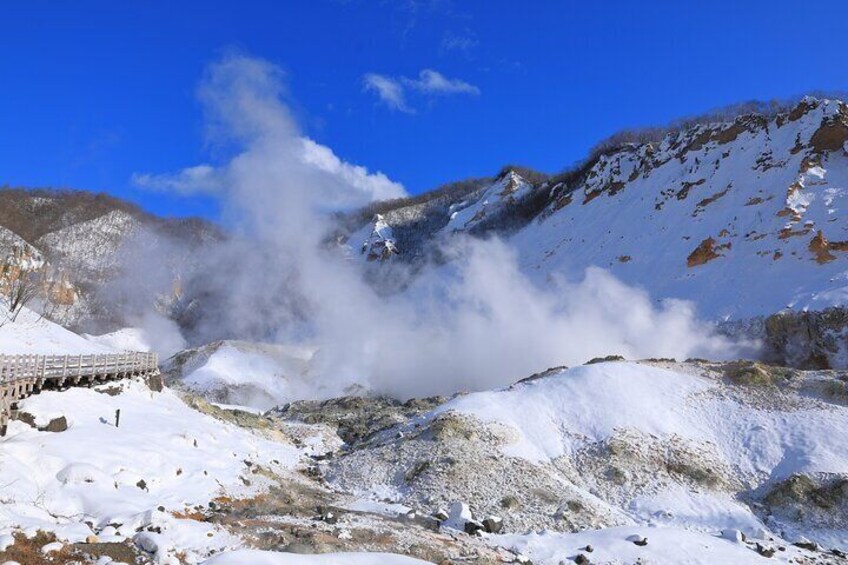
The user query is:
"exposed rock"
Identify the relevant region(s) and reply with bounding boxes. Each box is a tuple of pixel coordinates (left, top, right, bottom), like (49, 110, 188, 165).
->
(686, 237, 720, 267)
(41, 416, 68, 433)
(463, 519, 484, 536)
(273, 394, 446, 446)
(761, 307, 848, 369)
(585, 355, 625, 365)
(143, 372, 164, 392)
(723, 361, 795, 387)
(626, 534, 648, 546)
(482, 516, 503, 534)
(810, 105, 848, 153)
(756, 543, 776, 558)
(792, 537, 818, 551)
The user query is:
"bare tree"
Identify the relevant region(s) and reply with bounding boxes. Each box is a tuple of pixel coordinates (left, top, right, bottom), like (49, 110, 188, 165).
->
(0, 249, 44, 324)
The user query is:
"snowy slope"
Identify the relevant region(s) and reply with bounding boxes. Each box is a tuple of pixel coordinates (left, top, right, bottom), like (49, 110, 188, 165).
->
(347, 97, 848, 324)
(324, 360, 848, 557)
(0, 306, 114, 354)
(163, 341, 316, 410)
(35, 209, 141, 280)
(444, 362, 848, 547)
(0, 379, 302, 563)
(513, 97, 848, 320)
(444, 170, 532, 232)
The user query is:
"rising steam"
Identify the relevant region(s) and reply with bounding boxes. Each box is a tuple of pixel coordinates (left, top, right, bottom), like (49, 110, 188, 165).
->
(131, 53, 742, 399)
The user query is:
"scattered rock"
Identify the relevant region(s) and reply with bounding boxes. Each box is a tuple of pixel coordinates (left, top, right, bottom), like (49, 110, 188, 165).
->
(135, 479, 148, 492)
(626, 534, 647, 546)
(755, 543, 775, 558)
(317, 507, 339, 524)
(687, 237, 720, 267)
(482, 516, 503, 534)
(40, 416, 68, 433)
(463, 519, 484, 536)
(85, 535, 99, 544)
(581, 545, 593, 553)
(585, 355, 625, 365)
(574, 554, 591, 564)
(144, 372, 164, 392)
(792, 537, 818, 551)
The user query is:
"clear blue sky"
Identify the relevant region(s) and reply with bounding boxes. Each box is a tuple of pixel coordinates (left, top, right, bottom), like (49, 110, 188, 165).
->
(2, 0, 846, 219)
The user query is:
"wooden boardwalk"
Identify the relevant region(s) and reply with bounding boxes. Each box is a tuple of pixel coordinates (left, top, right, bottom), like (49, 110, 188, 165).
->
(0, 352, 159, 436)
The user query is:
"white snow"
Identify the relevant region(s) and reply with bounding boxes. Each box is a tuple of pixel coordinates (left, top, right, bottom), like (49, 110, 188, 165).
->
(83, 327, 154, 352)
(494, 525, 816, 565)
(0, 306, 114, 354)
(0, 379, 301, 563)
(508, 100, 848, 321)
(444, 362, 848, 476)
(179, 343, 315, 410)
(203, 550, 432, 565)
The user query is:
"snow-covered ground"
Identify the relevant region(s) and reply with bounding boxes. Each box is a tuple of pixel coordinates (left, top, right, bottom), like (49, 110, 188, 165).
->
(0, 306, 114, 354)
(2, 309, 848, 563)
(83, 327, 154, 352)
(165, 341, 316, 411)
(0, 378, 303, 563)
(495, 525, 818, 565)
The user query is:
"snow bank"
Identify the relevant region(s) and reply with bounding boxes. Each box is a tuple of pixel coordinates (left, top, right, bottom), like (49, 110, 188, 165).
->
(495, 525, 814, 565)
(0, 306, 114, 354)
(442, 362, 708, 462)
(83, 327, 154, 352)
(0, 379, 301, 562)
(443, 362, 848, 481)
(175, 342, 315, 410)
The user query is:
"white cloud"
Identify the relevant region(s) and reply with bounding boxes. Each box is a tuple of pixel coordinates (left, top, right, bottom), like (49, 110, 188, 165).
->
(440, 30, 479, 56)
(403, 69, 480, 95)
(363, 68, 479, 112)
(363, 73, 414, 113)
(132, 164, 222, 195)
(135, 54, 406, 208)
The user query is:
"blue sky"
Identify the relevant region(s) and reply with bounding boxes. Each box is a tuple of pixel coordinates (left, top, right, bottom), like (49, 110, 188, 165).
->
(2, 0, 846, 219)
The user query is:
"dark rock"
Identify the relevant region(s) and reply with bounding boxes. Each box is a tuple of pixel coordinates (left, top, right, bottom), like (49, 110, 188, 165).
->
(13, 410, 37, 428)
(136, 479, 148, 491)
(626, 535, 648, 546)
(464, 520, 484, 535)
(482, 516, 503, 534)
(574, 554, 591, 565)
(585, 355, 625, 365)
(581, 545, 594, 553)
(793, 540, 818, 551)
(41, 416, 68, 433)
(756, 543, 775, 558)
(316, 506, 339, 524)
(144, 373, 164, 392)
(271, 395, 446, 446)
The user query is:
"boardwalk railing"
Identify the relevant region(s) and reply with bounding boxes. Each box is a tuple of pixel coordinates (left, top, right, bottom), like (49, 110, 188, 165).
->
(0, 352, 159, 435)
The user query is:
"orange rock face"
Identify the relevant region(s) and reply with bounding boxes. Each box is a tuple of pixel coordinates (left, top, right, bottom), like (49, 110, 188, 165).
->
(687, 237, 720, 268)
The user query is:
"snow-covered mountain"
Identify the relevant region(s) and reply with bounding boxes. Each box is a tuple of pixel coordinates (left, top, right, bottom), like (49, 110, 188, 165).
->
(346, 97, 848, 367)
(0, 188, 222, 331)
